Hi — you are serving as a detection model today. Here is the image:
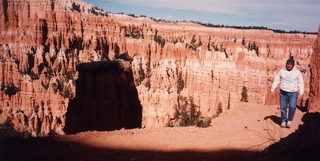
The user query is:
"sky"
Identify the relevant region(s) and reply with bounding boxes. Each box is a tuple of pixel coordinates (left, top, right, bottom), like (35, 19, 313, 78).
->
(83, 0, 320, 33)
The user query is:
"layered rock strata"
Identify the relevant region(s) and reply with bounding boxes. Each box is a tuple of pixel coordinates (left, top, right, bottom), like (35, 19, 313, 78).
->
(0, 0, 317, 135)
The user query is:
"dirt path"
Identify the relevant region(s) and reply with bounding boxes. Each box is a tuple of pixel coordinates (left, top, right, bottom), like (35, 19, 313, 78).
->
(1, 102, 306, 161)
(72, 102, 304, 151)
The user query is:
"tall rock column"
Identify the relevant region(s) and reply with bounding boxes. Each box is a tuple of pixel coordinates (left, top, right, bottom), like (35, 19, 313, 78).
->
(309, 28, 320, 112)
(64, 60, 142, 134)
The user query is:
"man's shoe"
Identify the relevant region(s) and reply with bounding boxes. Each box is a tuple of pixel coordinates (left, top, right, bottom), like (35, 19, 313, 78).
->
(286, 121, 292, 128)
(281, 121, 286, 128)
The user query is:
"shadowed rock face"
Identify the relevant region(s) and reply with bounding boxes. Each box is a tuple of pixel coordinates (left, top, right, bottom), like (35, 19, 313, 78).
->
(64, 61, 142, 134)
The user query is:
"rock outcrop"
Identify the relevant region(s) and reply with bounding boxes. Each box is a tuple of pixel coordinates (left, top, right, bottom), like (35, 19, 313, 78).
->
(309, 27, 320, 112)
(0, 0, 317, 135)
(64, 60, 142, 134)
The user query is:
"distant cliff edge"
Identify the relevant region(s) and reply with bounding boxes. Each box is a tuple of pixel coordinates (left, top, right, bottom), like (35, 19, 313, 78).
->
(0, 0, 317, 136)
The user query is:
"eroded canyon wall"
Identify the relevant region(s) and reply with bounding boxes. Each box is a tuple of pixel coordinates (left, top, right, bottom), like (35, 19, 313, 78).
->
(0, 0, 317, 135)
(309, 27, 320, 113)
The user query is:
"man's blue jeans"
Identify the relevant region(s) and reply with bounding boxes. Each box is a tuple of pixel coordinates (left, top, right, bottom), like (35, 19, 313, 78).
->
(280, 90, 298, 122)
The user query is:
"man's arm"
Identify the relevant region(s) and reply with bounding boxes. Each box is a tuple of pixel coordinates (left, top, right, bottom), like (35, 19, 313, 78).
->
(297, 72, 304, 95)
(271, 71, 281, 95)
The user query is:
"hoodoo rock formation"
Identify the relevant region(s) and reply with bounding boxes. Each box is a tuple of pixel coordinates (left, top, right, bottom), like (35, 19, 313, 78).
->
(64, 60, 142, 134)
(0, 0, 317, 135)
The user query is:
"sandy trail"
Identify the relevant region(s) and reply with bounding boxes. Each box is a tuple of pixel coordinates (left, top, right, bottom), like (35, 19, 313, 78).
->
(59, 102, 305, 152)
(1, 102, 306, 161)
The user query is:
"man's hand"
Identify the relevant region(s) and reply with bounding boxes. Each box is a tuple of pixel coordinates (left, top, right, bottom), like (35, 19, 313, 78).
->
(271, 91, 274, 96)
(298, 94, 304, 101)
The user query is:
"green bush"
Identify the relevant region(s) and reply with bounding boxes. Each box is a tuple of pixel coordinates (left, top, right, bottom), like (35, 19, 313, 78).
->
(171, 96, 210, 127)
(113, 43, 120, 58)
(241, 86, 248, 102)
(154, 29, 165, 48)
(4, 84, 20, 97)
(176, 71, 184, 93)
(144, 78, 151, 90)
(217, 102, 223, 116)
(0, 117, 31, 138)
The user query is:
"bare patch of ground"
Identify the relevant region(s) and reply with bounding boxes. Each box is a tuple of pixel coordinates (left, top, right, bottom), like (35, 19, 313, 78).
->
(0, 102, 309, 160)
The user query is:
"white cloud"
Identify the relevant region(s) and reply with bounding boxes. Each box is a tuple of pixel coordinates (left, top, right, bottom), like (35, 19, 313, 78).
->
(103, 0, 320, 17)
(99, 0, 320, 31)
(161, 16, 175, 21)
(103, 0, 241, 15)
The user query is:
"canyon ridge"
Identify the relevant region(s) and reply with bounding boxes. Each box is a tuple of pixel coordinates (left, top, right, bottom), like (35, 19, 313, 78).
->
(0, 0, 319, 138)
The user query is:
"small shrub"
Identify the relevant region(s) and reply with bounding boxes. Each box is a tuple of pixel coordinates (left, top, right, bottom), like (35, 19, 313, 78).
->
(247, 41, 259, 56)
(51, 82, 58, 94)
(166, 122, 174, 127)
(154, 29, 165, 48)
(188, 43, 197, 50)
(242, 37, 246, 46)
(241, 86, 248, 102)
(167, 86, 172, 94)
(61, 88, 73, 99)
(144, 78, 151, 90)
(29, 71, 39, 80)
(176, 71, 184, 93)
(4, 84, 20, 97)
(217, 102, 223, 116)
(113, 43, 120, 58)
(0, 117, 31, 138)
(171, 96, 210, 127)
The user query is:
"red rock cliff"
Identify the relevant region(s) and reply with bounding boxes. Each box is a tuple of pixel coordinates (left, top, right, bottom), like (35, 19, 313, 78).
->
(309, 27, 320, 112)
(0, 0, 317, 135)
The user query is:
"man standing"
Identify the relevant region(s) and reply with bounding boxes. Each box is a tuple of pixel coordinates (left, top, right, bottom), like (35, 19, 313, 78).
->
(271, 56, 304, 128)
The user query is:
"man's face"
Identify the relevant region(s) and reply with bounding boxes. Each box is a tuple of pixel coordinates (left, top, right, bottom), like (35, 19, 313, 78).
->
(286, 64, 294, 71)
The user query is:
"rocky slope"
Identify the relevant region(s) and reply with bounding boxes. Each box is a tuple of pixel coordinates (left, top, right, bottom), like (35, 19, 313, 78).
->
(0, 0, 317, 136)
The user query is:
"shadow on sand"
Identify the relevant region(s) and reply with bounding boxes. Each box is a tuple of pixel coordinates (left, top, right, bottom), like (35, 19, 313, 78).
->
(262, 112, 320, 161)
(0, 135, 260, 161)
(264, 104, 308, 126)
(264, 115, 281, 125)
(1, 112, 320, 161)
